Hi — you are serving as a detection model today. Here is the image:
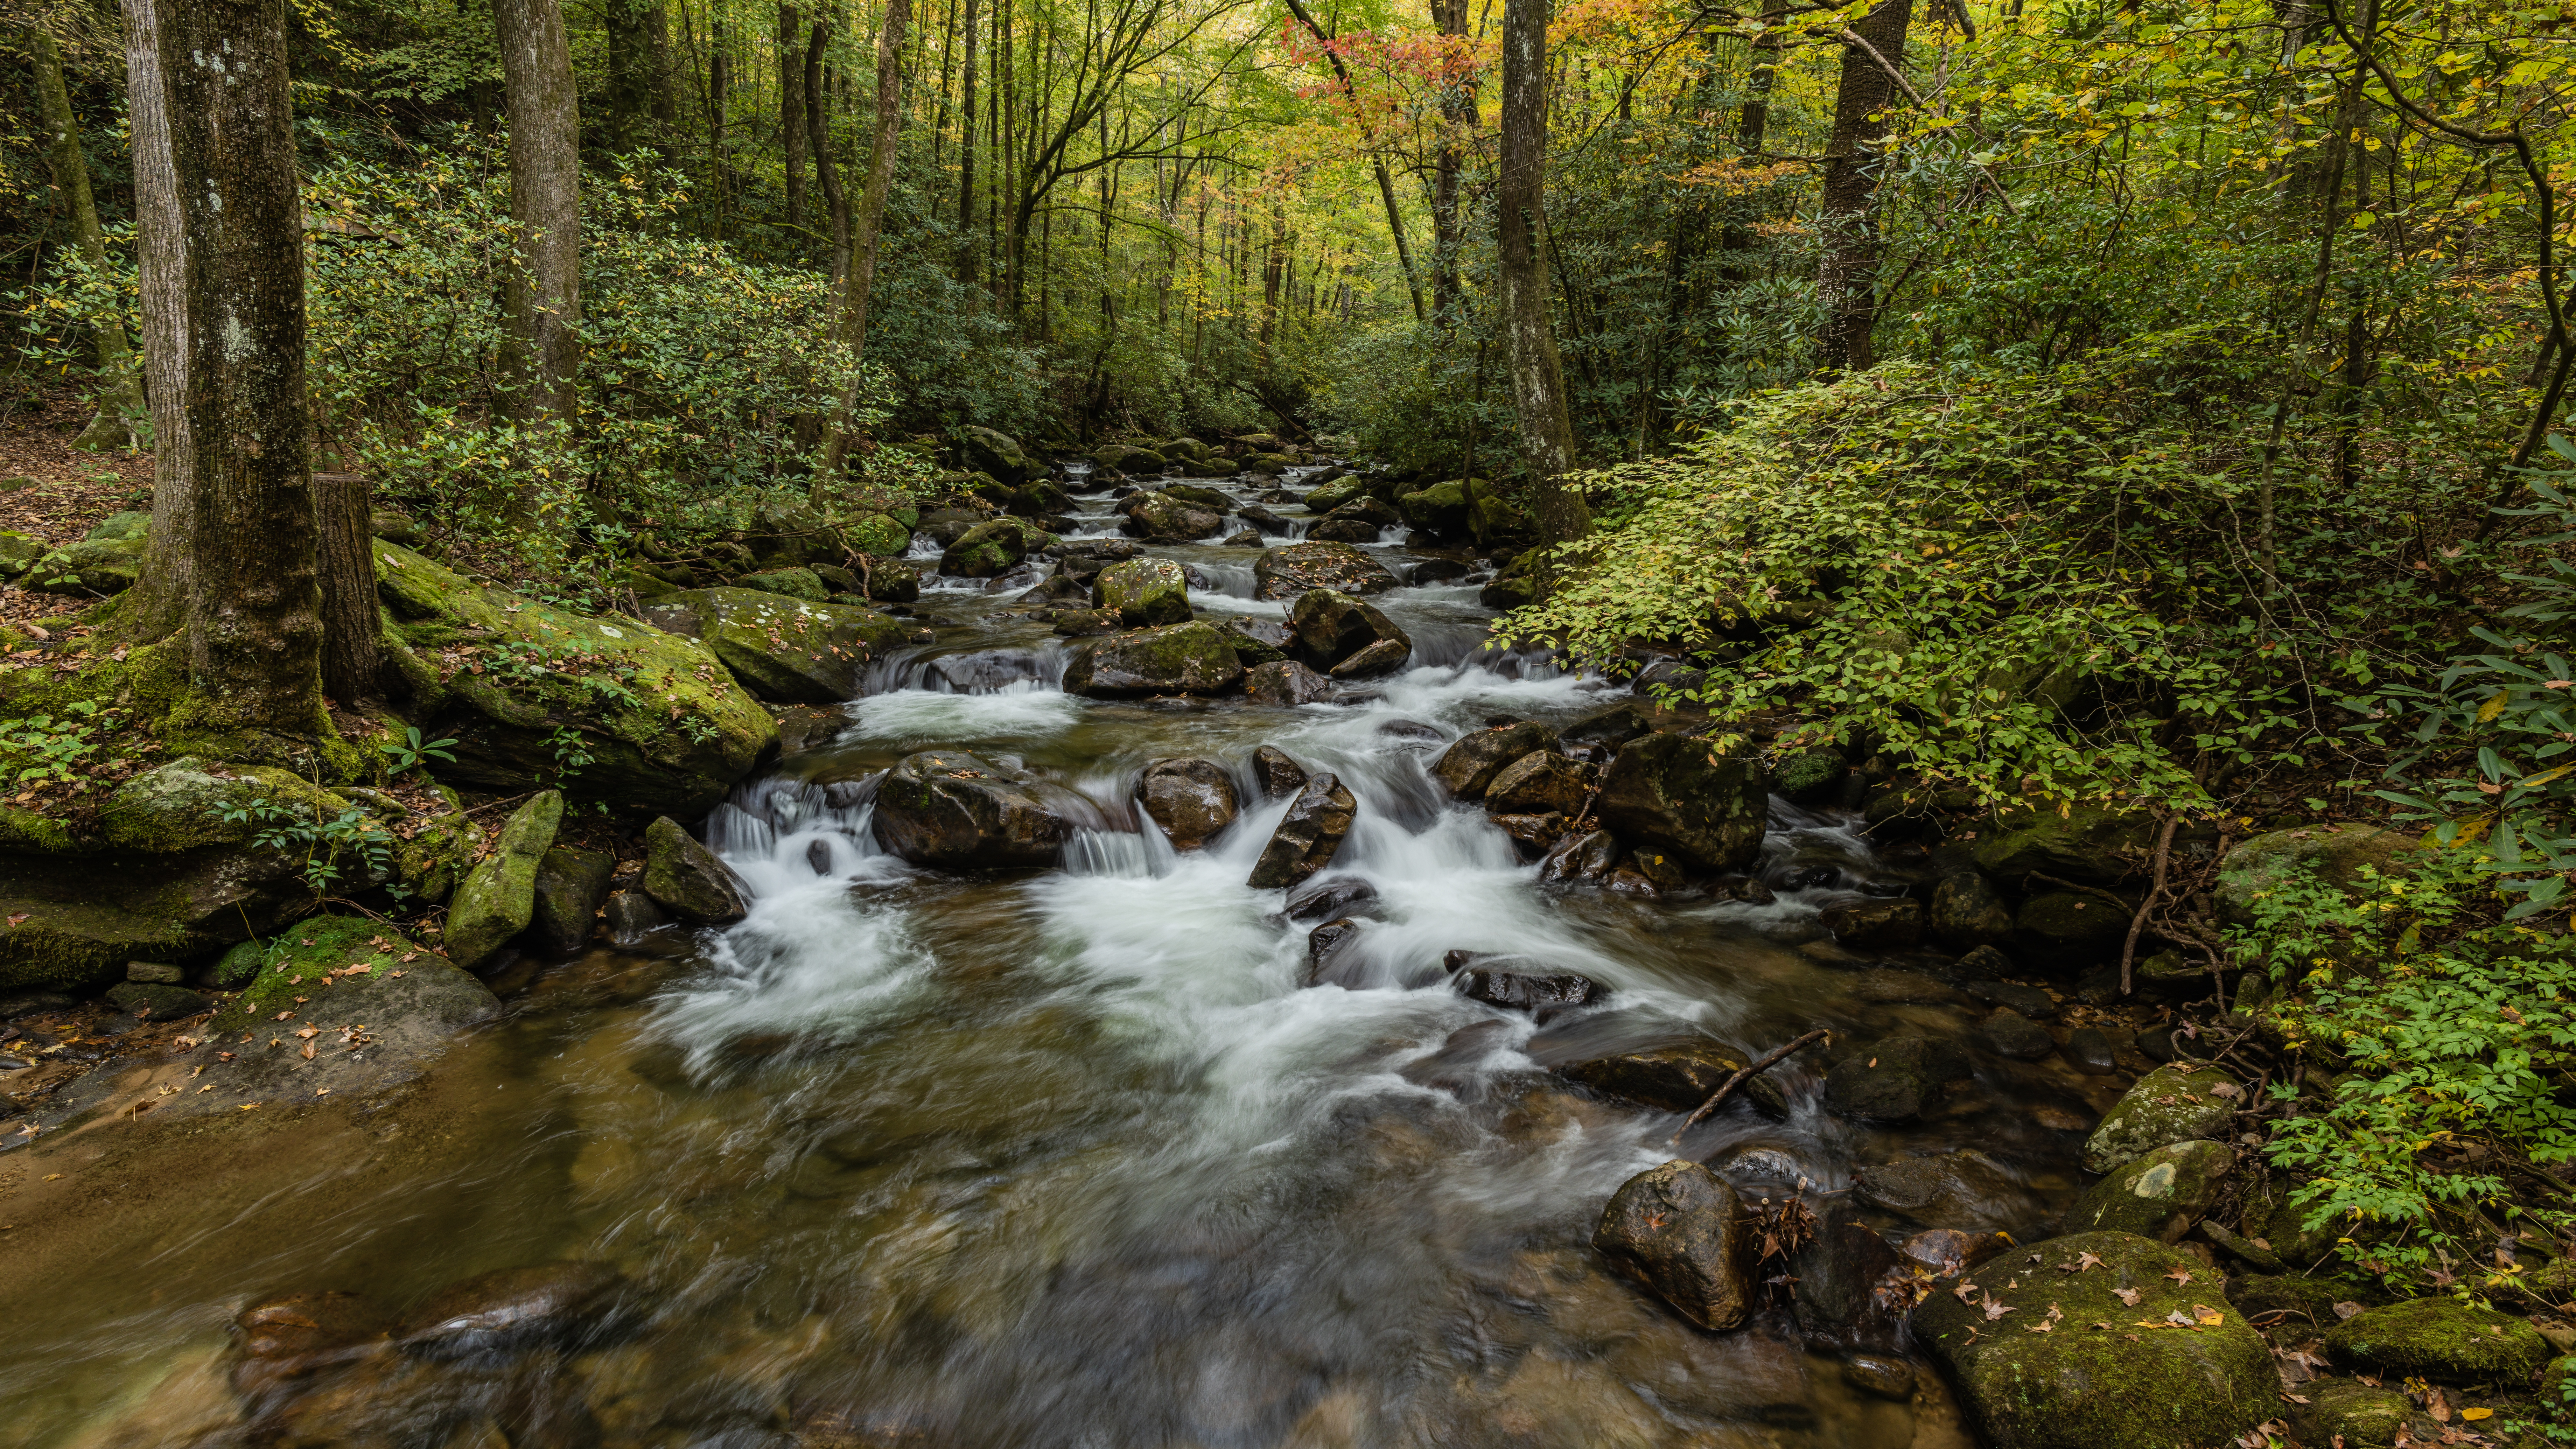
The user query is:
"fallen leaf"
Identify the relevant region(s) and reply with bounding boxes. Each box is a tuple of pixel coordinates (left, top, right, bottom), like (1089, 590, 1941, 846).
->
(41, 1173, 61, 1181)
(2165, 1310, 2197, 1328)
(315, 1087, 330, 1096)
(2113, 1286, 2143, 1306)
(2462, 1407, 2492, 1421)
(2194, 1304, 2226, 1327)
(391, 970, 405, 978)
(2164, 1267, 2194, 1286)
(1983, 1299, 2017, 1321)
(1952, 1279, 1981, 1304)
(2334, 1302, 2365, 1320)
(300, 1041, 315, 1060)
(273, 1010, 295, 1021)
(295, 1027, 318, 1040)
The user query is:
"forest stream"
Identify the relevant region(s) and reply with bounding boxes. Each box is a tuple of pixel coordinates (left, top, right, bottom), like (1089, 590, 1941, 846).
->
(0, 465, 2130, 1449)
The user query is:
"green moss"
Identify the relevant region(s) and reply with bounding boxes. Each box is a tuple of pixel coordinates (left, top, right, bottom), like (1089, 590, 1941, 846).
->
(849, 513, 911, 557)
(2215, 823, 2420, 926)
(1304, 476, 1368, 511)
(445, 791, 562, 968)
(0, 806, 79, 853)
(97, 757, 355, 853)
(2325, 1298, 2553, 1382)
(209, 915, 430, 1031)
(0, 894, 196, 991)
(1093, 558, 1192, 625)
(734, 567, 828, 602)
(1770, 747, 1847, 800)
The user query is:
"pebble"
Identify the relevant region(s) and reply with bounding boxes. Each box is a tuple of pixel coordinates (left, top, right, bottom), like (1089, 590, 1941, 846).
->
(1842, 1354, 1917, 1401)
(2064, 1026, 2118, 1074)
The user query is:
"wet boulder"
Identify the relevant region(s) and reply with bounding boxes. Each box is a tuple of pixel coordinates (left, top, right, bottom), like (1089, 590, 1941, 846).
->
(1119, 490, 1224, 542)
(1538, 829, 1619, 884)
(1769, 747, 1848, 804)
(871, 751, 1075, 869)
(1853, 1149, 2030, 1233)
(2065, 1139, 2234, 1242)
(1554, 1042, 1742, 1113)
(1288, 588, 1412, 671)
(959, 425, 1046, 484)
(231, 1290, 395, 1398)
(1929, 869, 2016, 949)
(1064, 621, 1244, 698)
(1253, 746, 1310, 799)
(1253, 541, 1400, 600)
(1006, 478, 1069, 518)
(1453, 966, 1605, 1014)
(1491, 811, 1565, 858)
(1327, 637, 1411, 680)
(1962, 978, 2057, 1020)
(1433, 721, 1560, 798)
(643, 588, 921, 704)
(2215, 822, 2419, 927)
(1396, 480, 1470, 536)
(1091, 557, 1193, 626)
(1244, 660, 1335, 706)
(445, 791, 564, 970)
(2081, 1063, 2240, 1172)
(1560, 702, 1654, 758)
(1819, 898, 1923, 951)
(1790, 1211, 1905, 1346)
(1308, 518, 1380, 545)
(1822, 1036, 1970, 1124)
(1970, 802, 2161, 887)
(2325, 1298, 2551, 1382)
(1219, 616, 1295, 665)
(1595, 732, 1767, 873)
(2014, 890, 2130, 965)
(643, 816, 751, 922)
(601, 890, 666, 943)
(1304, 917, 1368, 986)
(1238, 504, 1293, 536)
(105, 980, 211, 1018)
(1284, 877, 1378, 923)
(401, 1261, 628, 1360)
(1136, 757, 1239, 848)
(1972, 1008, 2054, 1060)
(1592, 1160, 1752, 1331)
(1247, 772, 1357, 889)
(1483, 752, 1594, 818)
(1911, 1231, 2276, 1449)
(941, 518, 1044, 577)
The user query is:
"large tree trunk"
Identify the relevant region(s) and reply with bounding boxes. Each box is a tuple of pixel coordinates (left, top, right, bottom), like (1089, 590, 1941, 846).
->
(121, 0, 194, 643)
(1429, 0, 1475, 327)
(604, 0, 657, 153)
(497, 0, 582, 425)
(778, 3, 807, 227)
(1497, 0, 1589, 543)
(1815, 0, 1911, 374)
(819, 0, 914, 473)
(30, 30, 147, 453)
(807, 22, 849, 289)
(313, 472, 382, 703)
(121, 0, 325, 730)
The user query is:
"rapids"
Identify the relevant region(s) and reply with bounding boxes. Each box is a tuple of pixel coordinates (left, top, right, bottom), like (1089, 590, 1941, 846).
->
(0, 468, 2119, 1449)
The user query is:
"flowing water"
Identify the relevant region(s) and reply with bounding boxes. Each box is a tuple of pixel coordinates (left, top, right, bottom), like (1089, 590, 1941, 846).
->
(0, 470, 2125, 1449)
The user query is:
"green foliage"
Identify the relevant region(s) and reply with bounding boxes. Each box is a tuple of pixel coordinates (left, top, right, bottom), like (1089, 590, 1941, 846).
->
(376, 726, 458, 773)
(0, 700, 109, 785)
(216, 794, 402, 899)
(2240, 850, 2576, 1294)
(1496, 348, 2445, 809)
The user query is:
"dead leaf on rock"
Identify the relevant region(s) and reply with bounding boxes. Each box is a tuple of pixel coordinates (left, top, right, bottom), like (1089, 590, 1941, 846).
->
(1983, 1299, 2017, 1321)
(2113, 1286, 2142, 1307)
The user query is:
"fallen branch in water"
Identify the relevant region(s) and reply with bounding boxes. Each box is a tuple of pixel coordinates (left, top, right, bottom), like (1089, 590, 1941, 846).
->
(1670, 1028, 1831, 1145)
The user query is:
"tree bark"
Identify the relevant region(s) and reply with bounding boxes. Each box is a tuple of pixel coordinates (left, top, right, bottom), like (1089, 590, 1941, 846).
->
(30, 29, 147, 452)
(121, 0, 195, 644)
(604, 0, 658, 153)
(820, 0, 913, 472)
(1430, 0, 1476, 327)
(1815, 0, 1911, 374)
(779, 3, 808, 227)
(122, 0, 325, 729)
(313, 472, 381, 703)
(497, 0, 582, 424)
(1497, 0, 1590, 542)
(955, 0, 979, 281)
(807, 22, 849, 289)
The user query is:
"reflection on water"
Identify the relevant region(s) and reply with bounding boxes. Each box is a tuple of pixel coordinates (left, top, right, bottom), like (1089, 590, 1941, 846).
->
(0, 468, 2084, 1449)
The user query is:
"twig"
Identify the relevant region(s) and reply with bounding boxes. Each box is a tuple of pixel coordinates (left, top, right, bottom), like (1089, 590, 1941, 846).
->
(1670, 1029, 1830, 1144)
(2120, 815, 2181, 996)
(2026, 872, 2135, 913)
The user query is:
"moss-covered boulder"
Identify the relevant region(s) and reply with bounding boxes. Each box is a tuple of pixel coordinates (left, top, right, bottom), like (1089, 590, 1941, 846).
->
(2065, 1140, 2234, 1242)
(1253, 541, 1400, 600)
(2296, 1379, 2411, 1448)
(2082, 1063, 2240, 1173)
(846, 513, 911, 558)
(940, 519, 1037, 577)
(1092, 557, 1194, 626)
(1063, 622, 1244, 698)
(958, 425, 1045, 484)
(2215, 822, 2419, 927)
(1159, 483, 1232, 509)
(1769, 747, 1848, 803)
(2325, 1298, 2552, 1383)
(444, 791, 562, 970)
(1302, 475, 1370, 512)
(529, 846, 614, 955)
(2013, 890, 2131, 966)
(374, 541, 774, 819)
(732, 566, 828, 603)
(1118, 491, 1224, 542)
(1911, 1231, 2275, 1449)
(643, 816, 750, 923)
(0, 531, 43, 577)
(1971, 803, 2161, 887)
(642, 587, 920, 704)
(42, 533, 143, 594)
(1396, 481, 1470, 537)
(1596, 732, 1767, 873)
(1479, 548, 1546, 610)
(1465, 477, 1534, 544)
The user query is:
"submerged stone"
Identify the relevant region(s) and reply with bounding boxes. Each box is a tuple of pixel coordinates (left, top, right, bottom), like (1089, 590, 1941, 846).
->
(1592, 1160, 1751, 1331)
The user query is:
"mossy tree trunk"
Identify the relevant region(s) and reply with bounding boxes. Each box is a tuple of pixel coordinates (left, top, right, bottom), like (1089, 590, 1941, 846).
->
(314, 472, 382, 703)
(1497, 0, 1591, 544)
(120, 0, 327, 731)
(819, 0, 913, 475)
(29, 28, 147, 453)
(497, 0, 582, 426)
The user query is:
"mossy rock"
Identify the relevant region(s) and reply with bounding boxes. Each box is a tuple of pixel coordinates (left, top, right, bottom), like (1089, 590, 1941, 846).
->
(201, 915, 500, 1091)
(86, 511, 152, 542)
(2297, 1379, 2412, 1448)
(372, 541, 775, 819)
(958, 425, 1043, 484)
(2215, 822, 2420, 927)
(1160, 483, 1231, 510)
(2082, 1063, 2240, 1173)
(940, 519, 1036, 577)
(96, 757, 356, 854)
(1465, 477, 1534, 543)
(1911, 1231, 2276, 1449)
(1092, 557, 1193, 626)
(392, 799, 482, 907)
(2065, 1139, 2234, 1242)
(848, 513, 911, 558)
(1395, 481, 1469, 536)
(0, 531, 43, 576)
(1062, 622, 1244, 698)
(1971, 803, 2161, 887)
(443, 791, 562, 970)
(1303, 476, 1369, 512)
(642, 587, 922, 705)
(2224, 1273, 2358, 1329)
(733, 567, 828, 603)
(40, 534, 142, 594)
(1770, 747, 1848, 803)
(2325, 1298, 2552, 1384)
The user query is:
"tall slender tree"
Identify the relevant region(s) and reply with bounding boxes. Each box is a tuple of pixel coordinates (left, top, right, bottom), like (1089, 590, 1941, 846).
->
(1429, 0, 1476, 328)
(1815, 0, 1912, 373)
(1497, 0, 1590, 541)
(119, 0, 327, 728)
(821, 0, 915, 471)
(807, 22, 850, 289)
(497, 0, 583, 424)
(29, 28, 146, 452)
(779, 2, 808, 227)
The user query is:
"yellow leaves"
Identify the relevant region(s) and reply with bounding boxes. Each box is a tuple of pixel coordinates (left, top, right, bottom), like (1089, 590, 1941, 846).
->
(2479, 689, 2512, 723)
